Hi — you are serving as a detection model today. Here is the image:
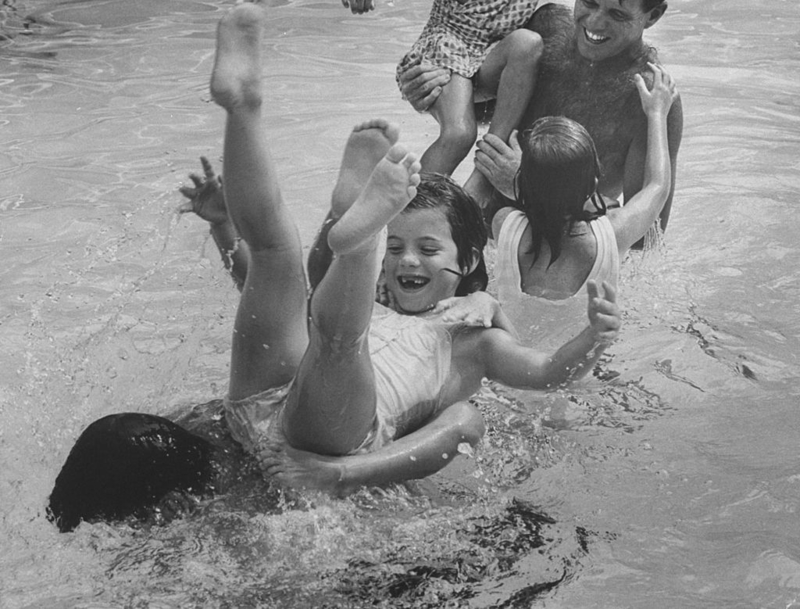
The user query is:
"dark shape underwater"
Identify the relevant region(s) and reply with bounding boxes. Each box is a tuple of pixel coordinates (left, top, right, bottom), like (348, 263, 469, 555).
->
(47, 412, 223, 532)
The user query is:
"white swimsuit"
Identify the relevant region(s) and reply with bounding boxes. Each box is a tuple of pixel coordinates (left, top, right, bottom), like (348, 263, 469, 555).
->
(224, 304, 456, 456)
(494, 209, 619, 303)
(491, 209, 619, 347)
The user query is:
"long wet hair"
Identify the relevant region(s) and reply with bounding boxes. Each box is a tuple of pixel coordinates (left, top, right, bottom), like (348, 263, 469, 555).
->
(515, 116, 605, 267)
(405, 173, 488, 295)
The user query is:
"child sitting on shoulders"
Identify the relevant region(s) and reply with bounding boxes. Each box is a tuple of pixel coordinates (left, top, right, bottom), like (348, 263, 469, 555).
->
(397, 0, 553, 202)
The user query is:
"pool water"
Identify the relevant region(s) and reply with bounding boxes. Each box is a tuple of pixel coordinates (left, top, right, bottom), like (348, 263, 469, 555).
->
(2, 0, 800, 607)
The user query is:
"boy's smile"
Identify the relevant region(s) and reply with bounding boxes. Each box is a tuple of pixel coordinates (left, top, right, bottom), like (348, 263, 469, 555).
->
(573, 0, 661, 63)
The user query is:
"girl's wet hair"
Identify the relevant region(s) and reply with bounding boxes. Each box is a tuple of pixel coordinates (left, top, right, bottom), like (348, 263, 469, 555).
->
(405, 173, 488, 295)
(515, 116, 605, 267)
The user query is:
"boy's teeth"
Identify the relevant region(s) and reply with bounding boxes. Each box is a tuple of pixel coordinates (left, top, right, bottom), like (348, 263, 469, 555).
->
(585, 29, 608, 42)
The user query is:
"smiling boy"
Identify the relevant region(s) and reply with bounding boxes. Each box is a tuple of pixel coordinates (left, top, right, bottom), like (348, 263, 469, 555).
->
(400, 0, 683, 234)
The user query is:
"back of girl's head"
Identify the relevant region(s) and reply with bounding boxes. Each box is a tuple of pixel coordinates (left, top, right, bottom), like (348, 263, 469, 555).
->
(517, 116, 601, 265)
(406, 173, 488, 295)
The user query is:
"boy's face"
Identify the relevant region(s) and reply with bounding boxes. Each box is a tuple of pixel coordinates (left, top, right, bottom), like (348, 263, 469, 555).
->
(573, 0, 663, 63)
(384, 208, 463, 315)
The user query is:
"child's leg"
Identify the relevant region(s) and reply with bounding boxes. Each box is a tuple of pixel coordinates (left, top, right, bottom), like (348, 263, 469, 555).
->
(210, 0, 309, 401)
(281, 145, 421, 456)
(474, 29, 543, 142)
(465, 29, 543, 201)
(420, 74, 477, 175)
(306, 119, 400, 291)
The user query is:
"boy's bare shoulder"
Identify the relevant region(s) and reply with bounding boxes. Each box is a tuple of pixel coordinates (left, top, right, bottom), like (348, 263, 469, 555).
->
(527, 2, 572, 40)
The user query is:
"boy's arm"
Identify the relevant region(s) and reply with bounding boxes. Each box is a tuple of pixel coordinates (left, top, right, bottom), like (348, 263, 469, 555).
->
(658, 94, 684, 230)
(482, 281, 620, 390)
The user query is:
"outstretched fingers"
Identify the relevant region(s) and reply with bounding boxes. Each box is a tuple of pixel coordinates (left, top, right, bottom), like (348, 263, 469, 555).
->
(177, 156, 229, 224)
(587, 280, 621, 345)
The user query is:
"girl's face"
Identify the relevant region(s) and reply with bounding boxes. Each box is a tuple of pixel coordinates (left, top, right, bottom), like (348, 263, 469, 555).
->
(384, 208, 463, 314)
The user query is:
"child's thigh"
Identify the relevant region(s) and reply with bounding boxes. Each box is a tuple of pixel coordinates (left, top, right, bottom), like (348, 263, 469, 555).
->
(281, 330, 378, 456)
(228, 249, 309, 401)
(475, 29, 543, 93)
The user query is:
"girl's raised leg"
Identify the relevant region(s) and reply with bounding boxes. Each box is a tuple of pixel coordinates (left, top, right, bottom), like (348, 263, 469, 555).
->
(281, 145, 421, 456)
(307, 119, 400, 290)
(210, 0, 309, 401)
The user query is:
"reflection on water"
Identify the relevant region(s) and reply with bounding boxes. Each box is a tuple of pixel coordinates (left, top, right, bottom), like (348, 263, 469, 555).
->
(2, 0, 800, 607)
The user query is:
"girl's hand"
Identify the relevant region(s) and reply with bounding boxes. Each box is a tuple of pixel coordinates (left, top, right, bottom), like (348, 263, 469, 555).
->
(178, 156, 229, 225)
(433, 292, 501, 327)
(586, 280, 621, 345)
(635, 62, 678, 119)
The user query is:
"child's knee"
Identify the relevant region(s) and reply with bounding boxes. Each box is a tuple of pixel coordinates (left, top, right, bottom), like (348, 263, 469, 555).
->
(506, 30, 544, 66)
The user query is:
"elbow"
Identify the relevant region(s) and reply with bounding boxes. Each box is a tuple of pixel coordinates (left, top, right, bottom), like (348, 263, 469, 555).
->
(447, 402, 486, 447)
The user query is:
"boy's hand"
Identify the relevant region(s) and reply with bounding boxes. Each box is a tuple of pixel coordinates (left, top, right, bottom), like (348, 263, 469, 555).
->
(398, 61, 450, 113)
(178, 156, 228, 225)
(433, 292, 501, 328)
(474, 131, 522, 200)
(635, 62, 678, 118)
(586, 280, 621, 345)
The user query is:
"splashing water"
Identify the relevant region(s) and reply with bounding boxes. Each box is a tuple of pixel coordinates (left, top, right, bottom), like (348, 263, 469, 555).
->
(2, 0, 800, 607)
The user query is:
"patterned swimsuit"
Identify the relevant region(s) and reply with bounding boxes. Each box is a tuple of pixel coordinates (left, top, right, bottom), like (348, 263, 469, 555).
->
(397, 0, 549, 81)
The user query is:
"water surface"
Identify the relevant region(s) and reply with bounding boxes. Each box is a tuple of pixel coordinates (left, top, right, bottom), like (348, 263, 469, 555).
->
(2, 0, 800, 607)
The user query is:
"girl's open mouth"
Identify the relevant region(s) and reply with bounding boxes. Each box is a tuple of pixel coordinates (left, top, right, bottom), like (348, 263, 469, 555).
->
(398, 275, 430, 290)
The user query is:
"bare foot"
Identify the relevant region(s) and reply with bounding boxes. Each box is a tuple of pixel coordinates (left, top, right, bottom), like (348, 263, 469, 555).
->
(463, 167, 495, 209)
(331, 119, 401, 218)
(258, 442, 353, 497)
(209, 0, 267, 110)
(307, 120, 401, 287)
(178, 156, 228, 225)
(327, 144, 421, 255)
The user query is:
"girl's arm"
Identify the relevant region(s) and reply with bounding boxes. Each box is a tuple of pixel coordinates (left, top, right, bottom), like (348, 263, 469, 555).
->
(179, 157, 250, 291)
(482, 280, 620, 389)
(609, 63, 679, 253)
(433, 291, 520, 338)
(259, 401, 485, 496)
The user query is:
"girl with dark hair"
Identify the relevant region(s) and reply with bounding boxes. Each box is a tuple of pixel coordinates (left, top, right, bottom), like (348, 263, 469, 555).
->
(492, 62, 677, 303)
